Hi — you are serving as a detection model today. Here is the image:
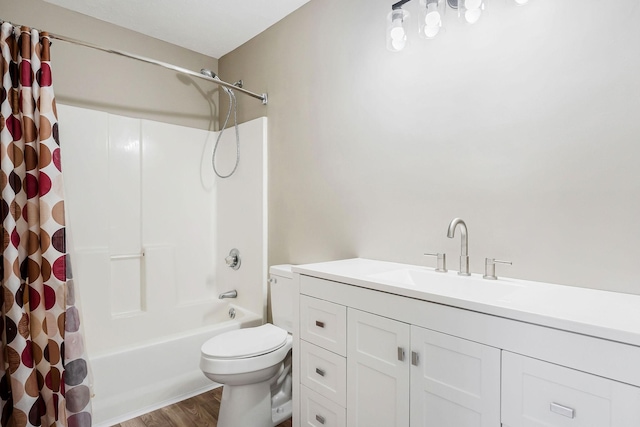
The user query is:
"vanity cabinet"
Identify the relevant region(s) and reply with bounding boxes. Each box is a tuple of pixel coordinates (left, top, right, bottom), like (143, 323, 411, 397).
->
(293, 264, 640, 427)
(347, 308, 500, 427)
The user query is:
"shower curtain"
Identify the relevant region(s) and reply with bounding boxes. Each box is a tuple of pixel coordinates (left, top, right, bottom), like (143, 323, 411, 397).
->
(0, 23, 92, 426)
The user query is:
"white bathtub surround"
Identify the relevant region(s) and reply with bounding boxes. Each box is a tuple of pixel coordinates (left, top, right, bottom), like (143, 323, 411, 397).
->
(59, 104, 268, 425)
(292, 258, 640, 426)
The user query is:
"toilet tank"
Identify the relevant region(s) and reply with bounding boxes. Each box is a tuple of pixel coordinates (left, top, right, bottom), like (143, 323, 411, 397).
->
(269, 264, 294, 333)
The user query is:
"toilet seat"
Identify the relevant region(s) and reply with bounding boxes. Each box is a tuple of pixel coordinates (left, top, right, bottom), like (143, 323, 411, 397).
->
(200, 324, 293, 376)
(202, 324, 288, 359)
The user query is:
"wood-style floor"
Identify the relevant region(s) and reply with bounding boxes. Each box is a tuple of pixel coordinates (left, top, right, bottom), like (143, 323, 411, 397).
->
(113, 387, 292, 427)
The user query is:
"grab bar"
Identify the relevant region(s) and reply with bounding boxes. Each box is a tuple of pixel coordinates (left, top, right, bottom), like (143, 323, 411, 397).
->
(110, 252, 144, 260)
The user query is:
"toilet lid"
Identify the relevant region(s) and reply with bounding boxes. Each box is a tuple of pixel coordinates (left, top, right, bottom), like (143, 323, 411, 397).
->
(201, 324, 288, 359)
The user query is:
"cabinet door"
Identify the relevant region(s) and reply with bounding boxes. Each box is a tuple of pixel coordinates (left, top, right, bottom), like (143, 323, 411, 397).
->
(347, 308, 410, 427)
(410, 326, 501, 427)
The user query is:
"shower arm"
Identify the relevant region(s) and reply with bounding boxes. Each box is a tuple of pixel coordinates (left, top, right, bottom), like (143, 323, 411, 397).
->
(45, 32, 268, 105)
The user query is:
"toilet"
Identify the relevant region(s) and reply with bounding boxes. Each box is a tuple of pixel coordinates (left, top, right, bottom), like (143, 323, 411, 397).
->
(200, 265, 294, 427)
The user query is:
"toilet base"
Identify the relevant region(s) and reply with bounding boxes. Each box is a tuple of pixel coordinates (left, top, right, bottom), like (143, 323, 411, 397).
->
(218, 382, 272, 427)
(216, 382, 292, 427)
(272, 399, 292, 426)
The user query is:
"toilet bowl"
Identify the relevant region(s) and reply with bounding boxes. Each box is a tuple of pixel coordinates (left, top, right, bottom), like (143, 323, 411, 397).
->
(200, 265, 294, 427)
(201, 324, 292, 427)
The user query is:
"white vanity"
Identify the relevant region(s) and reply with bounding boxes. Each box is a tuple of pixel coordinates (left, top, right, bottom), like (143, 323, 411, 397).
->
(291, 258, 640, 427)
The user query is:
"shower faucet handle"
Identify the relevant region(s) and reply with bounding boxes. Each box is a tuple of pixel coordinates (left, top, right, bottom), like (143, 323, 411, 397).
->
(424, 253, 447, 273)
(225, 248, 241, 270)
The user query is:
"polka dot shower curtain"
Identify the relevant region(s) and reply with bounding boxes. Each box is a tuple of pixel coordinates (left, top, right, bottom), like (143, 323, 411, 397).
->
(0, 23, 92, 426)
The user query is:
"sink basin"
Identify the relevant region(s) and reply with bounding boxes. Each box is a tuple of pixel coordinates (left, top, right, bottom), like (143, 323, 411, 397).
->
(367, 268, 525, 301)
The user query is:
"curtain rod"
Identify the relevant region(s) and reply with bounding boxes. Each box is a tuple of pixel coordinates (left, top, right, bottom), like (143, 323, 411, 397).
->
(49, 33, 268, 105)
(0, 19, 268, 105)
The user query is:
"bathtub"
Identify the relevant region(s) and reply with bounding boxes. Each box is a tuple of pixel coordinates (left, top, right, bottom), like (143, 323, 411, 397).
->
(91, 303, 263, 426)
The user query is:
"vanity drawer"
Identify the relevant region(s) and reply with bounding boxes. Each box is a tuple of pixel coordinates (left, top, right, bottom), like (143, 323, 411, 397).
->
(300, 385, 346, 427)
(502, 351, 640, 427)
(300, 295, 347, 356)
(300, 340, 347, 406)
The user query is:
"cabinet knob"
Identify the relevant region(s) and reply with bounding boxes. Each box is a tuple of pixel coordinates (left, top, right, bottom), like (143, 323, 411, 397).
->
(397, 347, 405, 361)
(315, 320, 325, 328)
(315, 367, 326, 377)
(315, 414, 326, 424)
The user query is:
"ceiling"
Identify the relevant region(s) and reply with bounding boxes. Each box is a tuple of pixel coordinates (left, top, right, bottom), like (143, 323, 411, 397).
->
(43, 0, 310, 59)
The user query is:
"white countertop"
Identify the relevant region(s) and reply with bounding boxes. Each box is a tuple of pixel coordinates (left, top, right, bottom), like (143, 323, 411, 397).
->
(293, 258, 640, 347)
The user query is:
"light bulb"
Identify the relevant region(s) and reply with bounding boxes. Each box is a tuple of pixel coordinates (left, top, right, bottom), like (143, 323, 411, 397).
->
(465, 0, 482, 10)
(390, 24, 406, 41)
(389, 10, 406, 41)
(463, 0, 483, 24)
(424, 25, 440, 38)
(387, 9, 408, 52)
(422, 1, 442, 39)
(391, 38, 407, 51)
(465, 8, 482, 23)
(425, 3, 441, 26)
(515, 0, 528, 4)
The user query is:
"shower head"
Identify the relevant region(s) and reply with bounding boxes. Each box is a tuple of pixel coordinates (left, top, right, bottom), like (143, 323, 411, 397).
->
(200, 68, 217, 79)
(200, 68, 232, 94)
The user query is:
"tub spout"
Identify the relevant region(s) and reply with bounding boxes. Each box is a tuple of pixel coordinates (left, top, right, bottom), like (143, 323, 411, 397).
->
(218, 290, 238, 299)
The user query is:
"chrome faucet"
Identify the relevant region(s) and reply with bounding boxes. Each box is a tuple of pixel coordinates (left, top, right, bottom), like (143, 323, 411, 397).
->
(447, 218, 470, 276)
(218, 290, 238, 299)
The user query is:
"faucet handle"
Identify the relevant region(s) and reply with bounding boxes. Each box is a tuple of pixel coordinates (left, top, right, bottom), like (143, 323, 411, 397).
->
(483, 258, 512, 280)
(424, 253, 447, 273)
(225, 248, 241, 270)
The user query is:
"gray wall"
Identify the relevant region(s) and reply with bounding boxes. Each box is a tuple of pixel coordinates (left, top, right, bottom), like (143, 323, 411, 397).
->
(1, 0, 219, 130)
(221, 0, 640, 294)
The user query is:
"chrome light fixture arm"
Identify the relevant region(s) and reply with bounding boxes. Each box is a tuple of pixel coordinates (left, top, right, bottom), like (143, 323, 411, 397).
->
(392, 0, 413, 9)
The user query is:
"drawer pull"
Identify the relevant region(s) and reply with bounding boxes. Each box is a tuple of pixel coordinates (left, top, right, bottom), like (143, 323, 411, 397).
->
(397, 347, 405, 361)
(315, 414, 326, 424)
(550, 402, 575, 419)
(315, 367, 326, 377)
(411, 351, 419, 366)
(315, 320, 325, 328)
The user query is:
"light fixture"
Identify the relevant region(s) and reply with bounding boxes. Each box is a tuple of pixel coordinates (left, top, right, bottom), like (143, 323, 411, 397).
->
(387, 4, 410, 51)
(388, 0, 529, 51)
(457, 0, 487, 24)
(419, 0, 445, 39)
